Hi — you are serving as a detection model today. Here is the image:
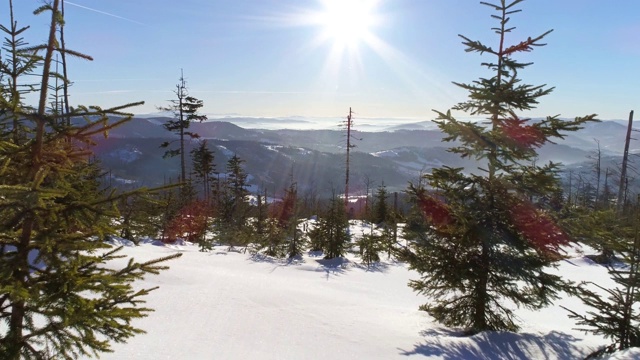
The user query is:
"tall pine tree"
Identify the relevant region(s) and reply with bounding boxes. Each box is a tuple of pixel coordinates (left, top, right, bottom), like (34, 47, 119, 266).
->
(400, 0, 595, 334)
(159, 70, 207, 183)
(0, 2, 181, 357)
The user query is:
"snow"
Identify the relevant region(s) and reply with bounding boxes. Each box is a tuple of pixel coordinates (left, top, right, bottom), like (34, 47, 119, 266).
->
(85, 224, 635, 359)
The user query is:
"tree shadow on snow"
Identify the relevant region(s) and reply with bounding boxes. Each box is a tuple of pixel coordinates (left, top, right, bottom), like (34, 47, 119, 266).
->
(353, 262, 391, 273)
(248, 253, 306, 266)
(314, 257, 350, 279)
(398, 329, 587, 360)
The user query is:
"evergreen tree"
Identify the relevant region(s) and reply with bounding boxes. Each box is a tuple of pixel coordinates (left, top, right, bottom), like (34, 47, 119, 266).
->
(310, 195, 350, 259)
(260, 179, 306, 258)
(117, 192, 168, 243)
(0, 0, 40, 145)
(563, 264, 640, 358)
(399, 0, 595, 334)
(372, 183, 389, 225)
(0, 2, 180, 358)
(159, 70, 207, 183)
(282, 181, 305, 258)
(255, 189, 268, 238)
(255, 218, 287, 257)
(562, 205, 640, 357)
(216, 154, 252, 249)
(191, 139, 215, 203)
(562, 207, 628, 264)
(357, 233, 382, 266)
(158, 180, 183, 242)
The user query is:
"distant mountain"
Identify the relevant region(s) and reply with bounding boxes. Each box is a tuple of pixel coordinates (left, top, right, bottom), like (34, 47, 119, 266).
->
(92, 116, 637, 197)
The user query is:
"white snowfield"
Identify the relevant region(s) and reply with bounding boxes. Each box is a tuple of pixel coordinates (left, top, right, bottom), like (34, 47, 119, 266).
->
(89, 223, 640, 360)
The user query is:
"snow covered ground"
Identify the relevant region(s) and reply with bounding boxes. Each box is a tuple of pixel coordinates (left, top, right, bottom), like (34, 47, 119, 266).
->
(88, 223, 640, 360)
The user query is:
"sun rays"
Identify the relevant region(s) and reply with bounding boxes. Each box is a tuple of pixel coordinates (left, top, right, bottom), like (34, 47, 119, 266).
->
(313, 0, 380, 49)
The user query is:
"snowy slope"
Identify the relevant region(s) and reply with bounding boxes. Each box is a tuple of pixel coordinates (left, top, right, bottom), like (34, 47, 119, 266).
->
(86, 226, 640, 360)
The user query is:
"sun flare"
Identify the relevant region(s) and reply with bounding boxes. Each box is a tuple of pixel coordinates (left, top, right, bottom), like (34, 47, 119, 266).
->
(316, 0, 378, 48)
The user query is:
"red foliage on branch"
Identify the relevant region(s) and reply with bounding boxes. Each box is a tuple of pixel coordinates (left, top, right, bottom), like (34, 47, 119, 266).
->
(500, 118, 545, 149)
(417, 194, 453, 228)
(164, 200, 211, 243)
(509, 200, 569, 254)
(267, 195, 295, 229)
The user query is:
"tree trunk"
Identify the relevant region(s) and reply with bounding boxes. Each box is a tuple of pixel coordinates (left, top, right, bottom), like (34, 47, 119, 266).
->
(617, 110, 634, 213)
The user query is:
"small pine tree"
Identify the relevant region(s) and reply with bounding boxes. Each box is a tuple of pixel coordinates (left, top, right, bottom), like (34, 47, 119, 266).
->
(258, 218, 287, 257)
(563, 263, 640, 358)
(400, 0, 595, 334)
(562, 207, 630, 264)
(254, 190, 268, 239)
(372, 183, 389, 225)
(561, 198, 640, 357)
(283, 182, 306, 258)
(117, 192, 171, 242)
(315, 195, 351, 259)
(357, 233, 382, 266)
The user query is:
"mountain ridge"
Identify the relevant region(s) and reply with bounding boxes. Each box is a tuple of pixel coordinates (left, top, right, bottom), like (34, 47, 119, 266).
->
(94, 116, 636, 196)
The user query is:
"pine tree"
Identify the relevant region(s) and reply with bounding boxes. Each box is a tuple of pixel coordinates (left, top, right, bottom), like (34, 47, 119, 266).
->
(255, 189, 268, 238)
(372, 183, 389, 225)
(562, 204, 640, 357)
(0, 0, 40, 145)
(216, 154, 252, 249)
(282, 181, 305, 258)
(399, 0, 595, 334)
(117, 192, 167, 243)
(310, 195, 350, 259)
(357, 233, 382, 266)
(261, 179, 306, 258)
(159, 70, 207, 183)
(562, 206, 629, 264)
(191, 139, 215, 203)
(0, 1, 181, 358)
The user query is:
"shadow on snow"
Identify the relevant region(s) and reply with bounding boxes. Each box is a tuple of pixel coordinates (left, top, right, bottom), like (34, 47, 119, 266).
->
(398, 329, 587, 359)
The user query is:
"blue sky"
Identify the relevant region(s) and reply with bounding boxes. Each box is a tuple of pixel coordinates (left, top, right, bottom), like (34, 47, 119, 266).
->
(6, 0, 640, 122)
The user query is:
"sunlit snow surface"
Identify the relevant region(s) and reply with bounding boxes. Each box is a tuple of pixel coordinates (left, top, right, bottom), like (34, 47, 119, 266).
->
(88, 222, 639, 360)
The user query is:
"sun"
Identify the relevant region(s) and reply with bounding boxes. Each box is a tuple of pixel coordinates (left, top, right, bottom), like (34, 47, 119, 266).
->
(316, 0, 378, 48)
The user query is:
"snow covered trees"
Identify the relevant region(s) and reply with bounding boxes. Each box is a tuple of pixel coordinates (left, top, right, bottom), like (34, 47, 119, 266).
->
(0, 1, 180, 357)
(400, 0, 595, 334)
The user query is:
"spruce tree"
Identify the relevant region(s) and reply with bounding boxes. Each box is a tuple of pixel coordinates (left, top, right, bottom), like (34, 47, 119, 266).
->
(282, 181, 305, 258)
(561, 200, 640, 357)
(159, 70, 207, 183)
(400, 0, 595, 334)
(310, 195, 350, 259)
(372, 183, 389, 225)
(216, 154, 252, 249)
(357, 233, 382, 266)
(260, 179, 306, 259)
(190, 139, 215, 203)
(117, 193, 166, 243)
(563, 259, 640, 357)
(0, 2, 181, 357)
